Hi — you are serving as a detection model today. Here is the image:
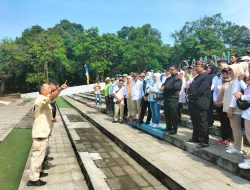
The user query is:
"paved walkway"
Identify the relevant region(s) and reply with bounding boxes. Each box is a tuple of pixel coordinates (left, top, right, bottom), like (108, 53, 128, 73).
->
(64, 96, 250, 190)
(18, 112, 89, 190)
(0, 99, 33, 141)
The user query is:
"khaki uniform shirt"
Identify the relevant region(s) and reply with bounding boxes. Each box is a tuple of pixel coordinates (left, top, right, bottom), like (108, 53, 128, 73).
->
(32, 95, 53, 138)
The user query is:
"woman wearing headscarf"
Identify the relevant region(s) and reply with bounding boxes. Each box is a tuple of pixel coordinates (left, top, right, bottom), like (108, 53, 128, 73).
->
(214, 66, 233, 146)
(223, 64, 244, 154)
(147, 73, 162, 128)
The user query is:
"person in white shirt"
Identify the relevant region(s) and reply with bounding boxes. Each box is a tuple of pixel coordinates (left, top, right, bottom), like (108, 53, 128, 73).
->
(223, 64, 244, 154)
(112, 79, 127, 123)
(131, 73, 143, 121)
(234, 76, 250, 169)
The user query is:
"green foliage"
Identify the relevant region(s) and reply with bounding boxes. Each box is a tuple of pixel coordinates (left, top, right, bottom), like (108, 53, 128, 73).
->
(171, 13, 250, 65)
(1, 15, 250, 93)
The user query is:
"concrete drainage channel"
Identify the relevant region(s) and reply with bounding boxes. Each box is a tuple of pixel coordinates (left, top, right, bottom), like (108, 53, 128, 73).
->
(57, 105, 170, 190)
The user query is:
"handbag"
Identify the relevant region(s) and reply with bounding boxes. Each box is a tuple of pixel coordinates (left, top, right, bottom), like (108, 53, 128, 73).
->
(153, 92, 164, 100)
(236, 99, 250, 110)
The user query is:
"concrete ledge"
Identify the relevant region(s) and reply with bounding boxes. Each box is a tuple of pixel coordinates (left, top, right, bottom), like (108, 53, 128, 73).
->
(66, 95, 250, 181)
(78, 92, 250, 146)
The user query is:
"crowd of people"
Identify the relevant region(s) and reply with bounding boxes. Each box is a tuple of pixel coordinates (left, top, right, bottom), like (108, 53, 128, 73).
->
(94, 50, 250, 170)
(26, 50, 250, 188)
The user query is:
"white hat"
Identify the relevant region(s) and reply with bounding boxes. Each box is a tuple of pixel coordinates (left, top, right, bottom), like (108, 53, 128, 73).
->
(240, 56, 250, 61)
(105, 77, 111, 81)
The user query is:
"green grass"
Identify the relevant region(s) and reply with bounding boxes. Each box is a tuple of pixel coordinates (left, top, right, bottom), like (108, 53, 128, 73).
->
(23, 98, 33, 102)
(56, 96, 72, 108)
(0, 128, 32, 190)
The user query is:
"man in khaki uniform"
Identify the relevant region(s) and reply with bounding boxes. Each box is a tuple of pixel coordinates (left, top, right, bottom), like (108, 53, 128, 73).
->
(26, 82, 67, 186)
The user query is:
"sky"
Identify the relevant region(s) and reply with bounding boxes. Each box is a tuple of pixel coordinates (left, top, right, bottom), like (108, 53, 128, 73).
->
(0, 0, 250, 45)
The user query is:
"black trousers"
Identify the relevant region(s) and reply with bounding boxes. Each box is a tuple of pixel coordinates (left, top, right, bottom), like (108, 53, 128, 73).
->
(177, 103, 183, 122)
(50, 102, 56, 119)
(124, 98, 128, 117)
(164, 99, 179, 131)
(216, 106, 232, 141)
(139, 98, 152, 123)
(109, 96, 114, 112)
(189, 104, 209, 144)
(207, 94, 214, 127)
(105, 96, 110, 110)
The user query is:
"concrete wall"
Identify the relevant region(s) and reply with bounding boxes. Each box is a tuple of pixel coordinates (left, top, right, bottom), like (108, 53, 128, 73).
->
(20, 83, 105, 99)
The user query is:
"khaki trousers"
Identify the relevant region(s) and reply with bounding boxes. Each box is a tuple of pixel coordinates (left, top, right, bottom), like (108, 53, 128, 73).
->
(229, 114, 243, 150)
(29, 138, 48, 181)
(244, 119, 250, 159)
(114, 103, 125, 121)
(131, 98, 142, 119)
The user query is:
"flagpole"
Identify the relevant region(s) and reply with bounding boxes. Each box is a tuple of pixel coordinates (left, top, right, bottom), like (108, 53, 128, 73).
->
(84, 64, 89, 85)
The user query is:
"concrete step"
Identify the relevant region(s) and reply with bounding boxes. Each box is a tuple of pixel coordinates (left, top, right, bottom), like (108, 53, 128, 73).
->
(67, 94, 250, 181)
(82, 92, 105, 99)
(74, 93, 250, 146)
(75, 93, 106, 104)
(62, 95, 250, 190)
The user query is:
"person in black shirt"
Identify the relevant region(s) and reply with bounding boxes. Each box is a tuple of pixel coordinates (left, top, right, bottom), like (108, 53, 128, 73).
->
(187, 60, 211, 148)
(161, 65, 182, 135)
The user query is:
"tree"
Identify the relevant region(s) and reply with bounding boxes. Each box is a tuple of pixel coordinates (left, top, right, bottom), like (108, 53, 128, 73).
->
(18, 29, 68, 85)
(0, 39, 26, 94)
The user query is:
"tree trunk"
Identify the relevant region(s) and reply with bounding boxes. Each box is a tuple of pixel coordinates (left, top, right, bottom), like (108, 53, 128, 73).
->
(44, 61, 49, 83)
(0, 81, 5, 95)
(95, 71, 100, 82)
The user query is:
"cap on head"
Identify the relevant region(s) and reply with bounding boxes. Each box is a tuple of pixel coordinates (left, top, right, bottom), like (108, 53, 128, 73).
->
(240, 56, 250, 62)
(105, 77, 111, 81)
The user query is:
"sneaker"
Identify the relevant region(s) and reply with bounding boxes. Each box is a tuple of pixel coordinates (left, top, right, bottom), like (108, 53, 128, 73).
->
(222, 140, 231, 146)
(119, 120, 123, 124)
(215, 139, 224, 144)
(226, 147, 243, 154)
(152, 124, 157, 128)
(112, 120, 118, 123)
(26, 179, 46, 186)
(218, 140, 230, 146)
(239, 159, 250, 169)
(226, 142, 234, 150)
